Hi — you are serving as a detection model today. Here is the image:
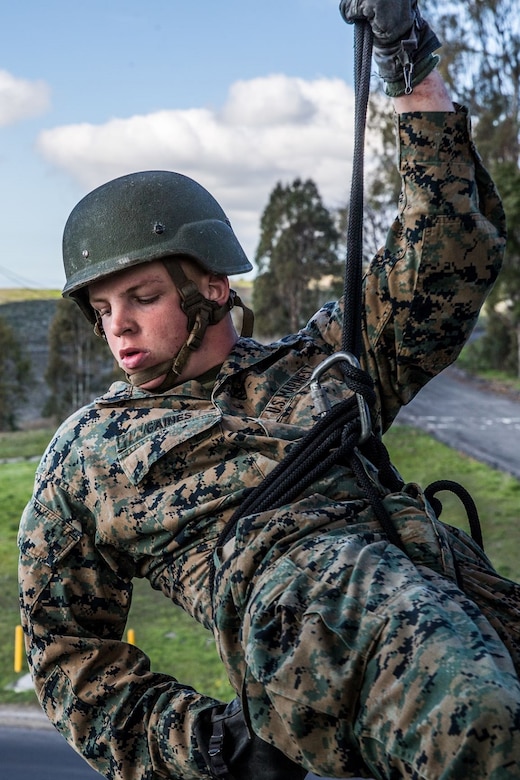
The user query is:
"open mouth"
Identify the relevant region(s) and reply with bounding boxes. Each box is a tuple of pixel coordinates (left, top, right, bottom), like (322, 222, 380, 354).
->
(119, 348, 148, 371)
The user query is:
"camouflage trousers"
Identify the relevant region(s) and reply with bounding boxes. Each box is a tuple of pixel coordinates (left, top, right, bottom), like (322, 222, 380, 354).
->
(213, 484, 520, 779)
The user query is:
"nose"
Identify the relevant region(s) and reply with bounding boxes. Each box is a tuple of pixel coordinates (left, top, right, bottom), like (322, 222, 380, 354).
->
(108, 303, 136, 337)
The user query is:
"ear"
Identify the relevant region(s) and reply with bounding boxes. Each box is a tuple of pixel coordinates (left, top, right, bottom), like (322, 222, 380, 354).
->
(205, 273, 230, 305)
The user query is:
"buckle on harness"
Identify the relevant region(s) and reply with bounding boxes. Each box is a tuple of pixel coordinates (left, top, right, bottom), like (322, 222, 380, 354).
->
(310, 351, 372, 443)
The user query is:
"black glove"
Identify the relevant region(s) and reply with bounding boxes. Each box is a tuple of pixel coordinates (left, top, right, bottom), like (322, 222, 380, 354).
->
(195, 698, 307, 780)
(339, 0, 441, 96)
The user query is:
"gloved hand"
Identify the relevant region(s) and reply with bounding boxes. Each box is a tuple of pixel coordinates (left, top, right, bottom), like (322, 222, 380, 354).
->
(339, 0, 441, 96)
(195, 698, 307, 779)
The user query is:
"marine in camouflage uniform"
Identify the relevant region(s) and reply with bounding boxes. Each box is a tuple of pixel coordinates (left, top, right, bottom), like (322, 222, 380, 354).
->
(18, 101, 520, 779)
(17, 1, 520, 775)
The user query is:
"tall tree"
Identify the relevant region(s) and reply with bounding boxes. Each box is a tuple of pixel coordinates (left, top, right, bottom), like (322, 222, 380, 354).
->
(0, 316, 30, 430)
(44, 298, 121, 422)
(253, 178, 343, 338)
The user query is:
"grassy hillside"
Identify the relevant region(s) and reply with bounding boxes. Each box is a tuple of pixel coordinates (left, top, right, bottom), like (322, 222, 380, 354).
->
(0, 295, 61, 427)
(0, 289, 61, 304)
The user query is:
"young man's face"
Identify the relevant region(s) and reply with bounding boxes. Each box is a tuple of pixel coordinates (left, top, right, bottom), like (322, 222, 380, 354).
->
(88, 260, 189, 389)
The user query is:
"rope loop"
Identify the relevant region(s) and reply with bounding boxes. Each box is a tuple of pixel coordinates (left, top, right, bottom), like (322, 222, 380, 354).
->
(424, 479, 484, 550)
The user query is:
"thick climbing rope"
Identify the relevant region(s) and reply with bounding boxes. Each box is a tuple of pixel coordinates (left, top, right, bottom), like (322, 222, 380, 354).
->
(425, 479, 484, 550)
(339, 24, 486, 551)
(342, 21, 373, 358)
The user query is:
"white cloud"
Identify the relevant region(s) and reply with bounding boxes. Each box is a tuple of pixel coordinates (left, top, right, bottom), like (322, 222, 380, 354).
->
(37, 74, 357, 260)
(0, 70, 50, 127)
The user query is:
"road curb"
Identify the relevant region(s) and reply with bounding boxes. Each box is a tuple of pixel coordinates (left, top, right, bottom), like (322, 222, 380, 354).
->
(0, 704, 52, 730)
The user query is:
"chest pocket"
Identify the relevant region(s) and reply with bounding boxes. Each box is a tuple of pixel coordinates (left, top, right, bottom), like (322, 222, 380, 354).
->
(117, 409, 223, 486)
(256, 361, 350, 425)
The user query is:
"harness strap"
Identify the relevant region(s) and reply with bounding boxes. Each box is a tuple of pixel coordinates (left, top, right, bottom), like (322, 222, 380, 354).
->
(209, 364, 407, 600)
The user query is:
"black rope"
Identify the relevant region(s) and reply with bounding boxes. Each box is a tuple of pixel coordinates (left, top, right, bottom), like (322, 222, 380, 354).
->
(210, 23, 488, 612)
(349, 450, 404, 549)
(424, 480, 484, 551)
(340, 24, 485, 555)
(342, 22, 373, 358)
(217, 389, 372, 549)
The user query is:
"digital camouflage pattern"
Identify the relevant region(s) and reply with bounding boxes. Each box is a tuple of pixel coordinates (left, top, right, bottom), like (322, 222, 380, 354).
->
(19, 108, 520, 779)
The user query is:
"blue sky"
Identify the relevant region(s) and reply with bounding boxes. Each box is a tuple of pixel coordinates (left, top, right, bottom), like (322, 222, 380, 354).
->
(0, 0, 358, 289)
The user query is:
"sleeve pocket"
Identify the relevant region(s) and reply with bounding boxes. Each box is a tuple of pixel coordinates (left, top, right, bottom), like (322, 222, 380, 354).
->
(18, 497, 83, 612)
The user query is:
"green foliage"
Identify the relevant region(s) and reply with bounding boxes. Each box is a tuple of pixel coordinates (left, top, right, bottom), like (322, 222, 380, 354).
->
(425, 0, 520, 165)
(424, 0, 520, 376)
(450, 338, 520, 395)
(462, 312, 517, 374)
(44, 298, 122, 423)
(0, 316, 31, 431)
(253, 178, 343, 337)
(362, 98, 403, 259)
(384, 424, 520, 580)
(482, 162, 520, 376)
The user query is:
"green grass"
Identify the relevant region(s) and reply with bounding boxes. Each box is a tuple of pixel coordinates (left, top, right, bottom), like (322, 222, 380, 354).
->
(456, 341, 520, 397)
(1, 424, 519, 706)
(0, 289, 61, 304)
(383, 425, 520, 580)
(0, 428, 55, 460)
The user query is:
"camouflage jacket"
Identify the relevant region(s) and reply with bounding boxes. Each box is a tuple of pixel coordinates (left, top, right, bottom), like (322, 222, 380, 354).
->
(18, 108, 506, 780)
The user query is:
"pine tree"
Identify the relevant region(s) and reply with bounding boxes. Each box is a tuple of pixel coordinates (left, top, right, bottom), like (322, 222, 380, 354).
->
(253, 178, 343, 338)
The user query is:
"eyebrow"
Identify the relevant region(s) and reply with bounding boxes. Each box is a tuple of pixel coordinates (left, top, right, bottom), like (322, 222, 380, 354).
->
(89, 276, 167, 305)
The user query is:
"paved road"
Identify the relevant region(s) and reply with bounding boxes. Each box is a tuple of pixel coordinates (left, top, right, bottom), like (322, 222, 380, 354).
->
(1, 724, 100, 779)
(0, 706, 347, 780)
(1, 728, 345, 780)
(396, 366, 520, 479)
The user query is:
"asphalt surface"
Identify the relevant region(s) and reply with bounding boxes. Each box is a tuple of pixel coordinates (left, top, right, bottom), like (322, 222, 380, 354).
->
(1, 724, 101, 779)
(0, 706, 348, 779)
(0, 705, 100, 779)
(397, 365, 520, 479)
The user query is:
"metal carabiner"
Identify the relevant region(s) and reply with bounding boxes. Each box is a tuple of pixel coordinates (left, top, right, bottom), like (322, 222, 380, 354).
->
(309, 351, 372, 443)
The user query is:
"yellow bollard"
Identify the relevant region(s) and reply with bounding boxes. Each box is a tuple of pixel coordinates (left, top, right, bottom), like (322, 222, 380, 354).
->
(127, 628, 136, 645)
(14, 625, 24, 673)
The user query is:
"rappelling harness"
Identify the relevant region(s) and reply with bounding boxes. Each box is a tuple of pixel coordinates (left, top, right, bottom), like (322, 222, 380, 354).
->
(213, 22, 484, 590)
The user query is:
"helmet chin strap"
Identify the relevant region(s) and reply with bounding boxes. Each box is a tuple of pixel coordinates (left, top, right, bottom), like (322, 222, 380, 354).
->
(118, 262, 254, 391)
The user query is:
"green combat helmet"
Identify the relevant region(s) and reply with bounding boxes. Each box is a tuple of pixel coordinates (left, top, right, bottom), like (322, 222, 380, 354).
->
(62, 170, 254, 387)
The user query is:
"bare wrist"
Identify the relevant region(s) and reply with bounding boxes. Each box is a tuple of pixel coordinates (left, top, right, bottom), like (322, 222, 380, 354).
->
(393, 70, 454, 113)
